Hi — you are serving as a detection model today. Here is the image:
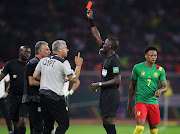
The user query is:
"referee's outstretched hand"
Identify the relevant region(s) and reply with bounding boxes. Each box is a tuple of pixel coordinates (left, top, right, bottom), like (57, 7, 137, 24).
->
(87, 9, 93, 19)
(75, 52, 83, 66)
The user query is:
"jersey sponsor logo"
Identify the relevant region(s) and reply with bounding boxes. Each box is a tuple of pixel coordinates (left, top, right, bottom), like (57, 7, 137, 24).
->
(13, 74, 17, 78)
(141, 71, 145, 76)
(113, 67, 119, 73)
(153, 72, 158, 78)
(137, 111, 141, 116)
(37, 107, 41, 112)
(102, 69, 107, 77)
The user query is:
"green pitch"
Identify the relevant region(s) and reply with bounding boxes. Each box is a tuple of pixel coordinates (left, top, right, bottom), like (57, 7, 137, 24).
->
(0, 125, 179, 134)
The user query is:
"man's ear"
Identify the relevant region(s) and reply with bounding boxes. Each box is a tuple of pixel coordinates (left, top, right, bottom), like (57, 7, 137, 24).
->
(58, 48, 62, 52)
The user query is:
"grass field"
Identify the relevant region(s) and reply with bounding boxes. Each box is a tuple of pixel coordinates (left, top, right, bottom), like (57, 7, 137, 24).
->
(0, 125, 180, 134)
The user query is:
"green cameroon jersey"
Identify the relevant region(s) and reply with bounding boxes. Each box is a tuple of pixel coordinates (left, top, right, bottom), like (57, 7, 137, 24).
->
(131, 62, 166, 104)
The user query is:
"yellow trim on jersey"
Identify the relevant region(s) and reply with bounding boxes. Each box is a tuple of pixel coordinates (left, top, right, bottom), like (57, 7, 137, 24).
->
(159, 67, 162, 71)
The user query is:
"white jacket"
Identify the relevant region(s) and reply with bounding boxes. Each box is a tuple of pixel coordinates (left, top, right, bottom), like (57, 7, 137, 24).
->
(0, 69, 10, 98)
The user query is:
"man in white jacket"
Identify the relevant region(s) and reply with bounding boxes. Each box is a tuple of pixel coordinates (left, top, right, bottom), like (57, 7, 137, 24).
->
(0, 65, 14, 134)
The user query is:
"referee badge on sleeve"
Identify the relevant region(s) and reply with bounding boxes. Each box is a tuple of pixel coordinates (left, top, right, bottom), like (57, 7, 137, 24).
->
(102, 69, 107, 77)
(113, 67, 119, 73)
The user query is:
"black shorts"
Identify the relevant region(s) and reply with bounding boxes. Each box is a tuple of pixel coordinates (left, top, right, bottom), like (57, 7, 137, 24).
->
(8, 95, 23, 121)
(100, 89, 120, 118)
(20, 101, 41, 117)
(19, 103, 29, 118)
(20, 101, 43, 132)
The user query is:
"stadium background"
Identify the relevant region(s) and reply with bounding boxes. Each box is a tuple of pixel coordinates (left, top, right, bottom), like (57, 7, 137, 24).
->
(0, 0, 180, 133)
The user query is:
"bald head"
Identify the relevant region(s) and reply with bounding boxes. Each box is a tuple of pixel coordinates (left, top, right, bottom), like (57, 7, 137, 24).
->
(106, 38, 119, 51)
(19, 46, 30, 52)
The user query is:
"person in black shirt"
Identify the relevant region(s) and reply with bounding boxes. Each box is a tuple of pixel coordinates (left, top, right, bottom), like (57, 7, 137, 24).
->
(18, 41, 51, 134)
(0, 46, 31, 134)
(87, 9, 121, 134)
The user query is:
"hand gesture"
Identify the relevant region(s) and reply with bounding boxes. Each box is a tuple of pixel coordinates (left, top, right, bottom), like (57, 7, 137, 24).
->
(75, 52, 83, 66)
(87, 9, 93, 19)
(91, 82, 99, 92)
(155, 89, 162, 97)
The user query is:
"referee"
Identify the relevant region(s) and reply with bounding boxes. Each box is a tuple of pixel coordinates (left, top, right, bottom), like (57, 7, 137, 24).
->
(33, 40, 83, 134)
(18, 41, 51, 134)
(87, 9, 121, 134)
(0, 46, 31, 134)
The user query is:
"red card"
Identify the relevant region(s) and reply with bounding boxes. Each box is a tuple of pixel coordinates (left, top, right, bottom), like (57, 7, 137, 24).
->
(86, 1, 93, 9)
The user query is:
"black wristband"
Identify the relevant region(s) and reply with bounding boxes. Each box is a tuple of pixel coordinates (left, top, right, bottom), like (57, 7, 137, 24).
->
(88, 18, 95, 27)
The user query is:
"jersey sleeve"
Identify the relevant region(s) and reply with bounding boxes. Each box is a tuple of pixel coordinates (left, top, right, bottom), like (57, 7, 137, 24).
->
(26, 62, 37, 77)
(1, 61, 10, 75)
(160, 67, 166, 82)
(35, 60, 42, 72)
(111, 55, 120, 76)
(62, 60, 72, 76)
(130, 65, 138, 81)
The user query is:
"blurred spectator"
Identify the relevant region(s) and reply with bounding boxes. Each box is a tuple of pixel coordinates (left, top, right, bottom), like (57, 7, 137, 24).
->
(0, 0, 179, 72)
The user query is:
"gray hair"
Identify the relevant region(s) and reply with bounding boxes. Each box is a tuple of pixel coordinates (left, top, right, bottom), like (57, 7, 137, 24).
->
(52, 40, 66, 52)
(35, 41, 48, 55)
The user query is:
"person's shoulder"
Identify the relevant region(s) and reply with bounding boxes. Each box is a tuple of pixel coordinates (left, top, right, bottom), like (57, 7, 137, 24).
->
(134, 62, 144, 67)
(63, 60, 70, 65)
(27, 57, 39, 67)
(110, 54, 120, 64)
(155, 64, 165, 72)
(10, 59, 18, 63)
(132, 62, 144, 70)
(29, 57, 39, 64)
(54, 55, 66, 63)
(106, 54, 119, 60)
(39, 56, 48, 62)
(46, 54, 66, 63)
(113, 54, 120, 59)
(6, 59, 18, 65)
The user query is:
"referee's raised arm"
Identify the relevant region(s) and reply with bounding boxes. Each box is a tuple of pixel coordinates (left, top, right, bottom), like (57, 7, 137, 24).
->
(87, 9, 103, 47)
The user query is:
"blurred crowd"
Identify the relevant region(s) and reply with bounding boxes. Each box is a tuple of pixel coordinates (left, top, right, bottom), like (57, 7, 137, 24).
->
(0, 0, 180, 72)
